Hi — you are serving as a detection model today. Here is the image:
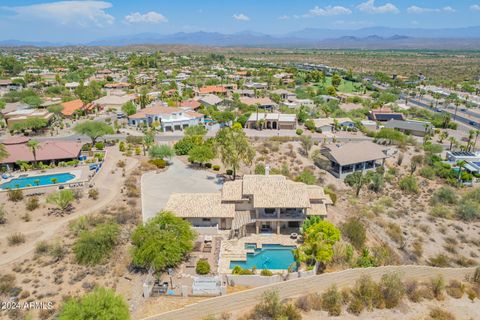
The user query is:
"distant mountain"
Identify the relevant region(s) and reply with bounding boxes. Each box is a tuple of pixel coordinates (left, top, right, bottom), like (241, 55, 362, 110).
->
(2, 26, 480, 49)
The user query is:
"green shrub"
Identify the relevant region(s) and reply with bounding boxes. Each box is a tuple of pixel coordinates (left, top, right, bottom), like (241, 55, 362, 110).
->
(430, 275, 445, 300)
(226, 169, 233, 176)
(296, 169, 316, 185)
(456, 200, 480, 221)
(94, 142, 105, 150)
(251, 290, 300, 320)
(430, 205, 452, 218)
(88, 188, 99, 200)
(254, 163, 266, 175)
(35, 241, 50, 255)
(205, 163, 212, 168)
(324, 187, 337, 205)
(74, 222, 120, 265)
(399, 175, 418, 194)
(58, 287, 130, 320)
(260, 269, 273, 276)
(213, 165, 220, 171)
(350, 275, 383, 311)
(428, 308, 455, 320)
(428, 253, 450, 267)
(342, 218, 366, 250)
(0, 205, 6, 224)
(380, 272, 405, 308)
(419, 166, 435, 179)
(149, 159, 166, 169)
(431, 186, 457, 205)
(321, 285, 342, 316)
(296, 128, 303, 136)
(174, 137, 197, 155)
(25, 196, 39, 211)
(196, 260, 211, 275)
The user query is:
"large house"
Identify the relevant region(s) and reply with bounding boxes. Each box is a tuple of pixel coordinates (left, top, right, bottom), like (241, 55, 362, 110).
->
(128, 104, 204, 131)
(369, 108, 405, 122)
(164, 174, 332, 238)
(240, 97, 278, 111)
(3, 109, 53, 129)
(322, 141, 391, 179)
(245, 113, 297, 130)
(383, 119, 433, 137)
(60, 99, 94, 117)
(312, 117, 355, 133)
(92, 94, 136, 111)
(0, 137, 83, 169)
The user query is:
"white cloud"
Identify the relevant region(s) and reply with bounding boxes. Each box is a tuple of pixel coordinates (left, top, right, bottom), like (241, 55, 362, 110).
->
(471, 5, 480, 11)
(407, 5, 456, 14)
(278, 15, 290, 20)
(357, 0, 399, 14)
(306, 5, 352, 17)
(3, 1, 115, 27)
(124, 11, 167, 24)
(233, 13, 250, 21)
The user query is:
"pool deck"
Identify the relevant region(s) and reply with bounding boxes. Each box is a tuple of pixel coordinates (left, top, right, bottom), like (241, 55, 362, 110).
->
(0, 166, 91, 191)
(218, 234, 298, 274)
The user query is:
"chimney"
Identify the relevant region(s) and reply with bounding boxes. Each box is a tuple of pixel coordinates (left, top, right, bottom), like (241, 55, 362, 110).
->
(265, 164, 270, 176)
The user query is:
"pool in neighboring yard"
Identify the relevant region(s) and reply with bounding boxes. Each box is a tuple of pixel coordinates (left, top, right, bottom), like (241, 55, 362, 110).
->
(229, 244, 297, 270)
(0, 173, 76, 189)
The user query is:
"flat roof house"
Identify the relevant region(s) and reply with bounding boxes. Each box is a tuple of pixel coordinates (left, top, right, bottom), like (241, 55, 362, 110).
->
(245, 113, 297, 130)
(239, 97, 278, 111)
(3, 109, 53, 129)
(369, 108, 405, 122)
(322, 141, 391, 179)
(383, 119, 433, 137)
(128, 104, 204, 131)
(165, 174, 332, 238)
(93, 94, 136, 111)
(312, 117, 355, 133)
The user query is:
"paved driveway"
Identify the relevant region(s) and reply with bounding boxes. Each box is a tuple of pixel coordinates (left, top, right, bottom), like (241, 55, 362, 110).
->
(141, 158, 223, 222)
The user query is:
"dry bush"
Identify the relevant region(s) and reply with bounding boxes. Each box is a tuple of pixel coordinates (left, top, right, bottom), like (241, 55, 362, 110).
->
(25, 196, 40, 211)
(428, 307, 455, 320)
(405, 280, 422, 302)
(380, 272, 405, 309)
(0, 274, 16, 295)
(8, 233, 26, 246)
(446, 280, 464, 299)
(430, 275, 445, 300)
(428, 253, 451, 267)
(321, 285, 342, 316)
(295, 295, 312, 312)
(386, 223, 405, 247)
(308, 293, 323, 310)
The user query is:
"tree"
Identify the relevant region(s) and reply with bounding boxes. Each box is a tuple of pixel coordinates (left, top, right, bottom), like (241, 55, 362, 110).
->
(26, 139, 41, 165)
(410, 155, 424, 175)
(74, 222, 120, 265)
(345, 171, 369, 197)
(296, 169, 316, 185)
(11, 117, 49, 132)
(58, 287, 130, 320)
(47, 189, 74, 212)
(131, 211, 195, 272)
(73, 121, 114, 145)
(142, 132, 155, 156)
(184, 125, 207, 138)
(121, 101, 137, 116)
(215, 126, 255, 180)
(295, 220, 341, 268)
(149, 144, 175, 160)
(448, 136, 457, 151)
(299, 135, 313, 156)
(47, 104, 64, 121)
(331, 73, 342, 88)
(188, 144, 215, 166)
(75, 81, 102, 104)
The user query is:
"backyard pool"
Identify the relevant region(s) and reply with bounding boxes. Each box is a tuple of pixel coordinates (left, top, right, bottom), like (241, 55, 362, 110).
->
(230, 244, 297, 270)
(0, 173, 76, 189)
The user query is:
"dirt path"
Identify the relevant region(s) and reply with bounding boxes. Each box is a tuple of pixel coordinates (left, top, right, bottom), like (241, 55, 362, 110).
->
(0, 147, 139, 267)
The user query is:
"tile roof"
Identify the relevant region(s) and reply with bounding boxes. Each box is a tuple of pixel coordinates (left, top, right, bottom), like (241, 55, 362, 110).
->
(165, 193, 235, 218)
(198, 85, 227, 94)
(60, 99, 86, 116)
(325, 141, 389, 166)
(1, 140, 83, 164)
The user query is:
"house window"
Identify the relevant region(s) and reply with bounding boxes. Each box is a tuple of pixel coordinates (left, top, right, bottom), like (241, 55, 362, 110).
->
(202, 218, 211, 222)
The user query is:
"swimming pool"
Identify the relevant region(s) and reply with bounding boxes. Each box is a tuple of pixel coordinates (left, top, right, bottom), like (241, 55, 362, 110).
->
(230, 244, 297, 270)
(0, 173, 76, 189)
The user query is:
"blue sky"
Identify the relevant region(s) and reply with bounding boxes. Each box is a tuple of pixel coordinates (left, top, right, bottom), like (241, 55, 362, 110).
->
(0, 0, 480, 42)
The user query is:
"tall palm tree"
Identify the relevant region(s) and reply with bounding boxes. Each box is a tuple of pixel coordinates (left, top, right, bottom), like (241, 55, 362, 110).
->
(26, 139, 41, 165)
(457, 160, 467, 182)
(473, 130, 480, 152)
(467, 130, 475, 152)
(448, 136, 456, 150)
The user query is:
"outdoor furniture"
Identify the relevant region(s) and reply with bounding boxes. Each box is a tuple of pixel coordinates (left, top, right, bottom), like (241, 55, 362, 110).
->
(290, 233, 298, 239)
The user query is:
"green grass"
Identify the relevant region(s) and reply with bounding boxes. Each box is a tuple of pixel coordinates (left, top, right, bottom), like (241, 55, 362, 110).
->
(319, 77, 361, 93)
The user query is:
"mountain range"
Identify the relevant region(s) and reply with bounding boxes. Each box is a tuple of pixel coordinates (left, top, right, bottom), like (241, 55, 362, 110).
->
(2, 26, 480, 49)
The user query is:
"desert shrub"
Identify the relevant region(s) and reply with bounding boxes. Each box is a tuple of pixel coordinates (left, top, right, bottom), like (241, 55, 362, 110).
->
(431, 186, 457, 205)
(58, 287, 129, 320)
(0, 205, 6, 224)
(25, 197, 39, 211)
(0, 274, 15, 295)
(341, 218, 366, 250)
(232, 266, 254, 275)
(74, 222, 120, 265)
(380, 272, 405, 308)
(213, 165, 220, 171)
(296, 128, 303, 135)
(350, 275, 383, 311)
(94, 142, 105, 150)
(446, 280, 464, 299)
(419, 166, 435, 179)
(386, 223, 404, 247)
(295, 295, 312, 312)
(428, 253, 451, 267)
(260, 269, 273, 276)
(196, 260, 210, 275)
(47, 189, 74, 211)
(405, 280, 422, 302)
(308, 293, 323, 310)
(8, 189, 23, 202)
(430, 275, 445, 300)
(35, 241, 51, 255)
(254, 163, 266, 175)
(428, 307, 455, 320)
(251, 290, 299, 320)
(347, 296, 364, 315)
(88, 188, 99, 200)
(49, 242, 66, 262)
(430, 205, 452, 219)
(149, 159, 166, 169)
(473, 266, 480, 284)
(399, 175, 418, 194)
(226, 169, 233, 176)
(455, 200, 480, 221)
(324, 187, 337, 205)
(8, 233, 26, 246)
(321, 285, 342, 316)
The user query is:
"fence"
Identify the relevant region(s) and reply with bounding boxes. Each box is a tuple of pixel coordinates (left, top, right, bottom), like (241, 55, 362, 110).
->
(142, 266, 476, 320)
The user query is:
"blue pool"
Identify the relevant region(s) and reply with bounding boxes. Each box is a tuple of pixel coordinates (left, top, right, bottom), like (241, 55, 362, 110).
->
(230, 244, 297, 270)
(0, 173, 76, 189)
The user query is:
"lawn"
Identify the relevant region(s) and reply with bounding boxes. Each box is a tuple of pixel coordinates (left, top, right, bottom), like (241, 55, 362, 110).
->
(319, 76, 362, 93)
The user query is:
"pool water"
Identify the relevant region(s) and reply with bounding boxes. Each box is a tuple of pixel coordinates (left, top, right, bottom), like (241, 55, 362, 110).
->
(0, 173, 76, 189)
(230, 244, 297, 270)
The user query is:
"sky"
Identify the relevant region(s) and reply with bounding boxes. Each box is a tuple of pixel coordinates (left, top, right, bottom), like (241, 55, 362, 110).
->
(0, 0, 479, 42)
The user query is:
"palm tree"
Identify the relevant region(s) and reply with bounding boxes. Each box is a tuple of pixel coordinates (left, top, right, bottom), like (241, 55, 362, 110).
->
(472, 130, 480, 152)
(448, 137, 456, 150)
(457, 160, 467, 182)
(26, 140, 41, 166)
(453, 99, 462, 121)
(467, 130, 475, 152)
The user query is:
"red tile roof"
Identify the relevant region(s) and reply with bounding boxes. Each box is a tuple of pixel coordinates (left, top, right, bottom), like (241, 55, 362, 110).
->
(1, 140, 83, 164)
(60, 99, 85, 116)
(178, 99, 201, 109)
(198, 85, 227, 94)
